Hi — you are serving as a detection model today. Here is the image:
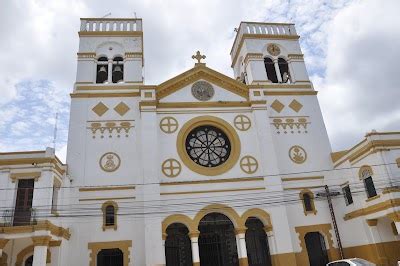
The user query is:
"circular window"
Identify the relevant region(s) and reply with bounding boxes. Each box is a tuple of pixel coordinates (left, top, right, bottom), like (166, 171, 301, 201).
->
(177, 116, 241, 176)
(185, 125, 231, 167)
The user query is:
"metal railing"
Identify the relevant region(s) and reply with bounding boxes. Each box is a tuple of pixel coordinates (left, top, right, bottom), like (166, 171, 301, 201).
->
(1, 209, 37, 227)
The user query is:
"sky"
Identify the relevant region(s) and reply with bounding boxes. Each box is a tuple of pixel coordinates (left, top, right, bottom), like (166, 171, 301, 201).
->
(0, 0, 399, 163)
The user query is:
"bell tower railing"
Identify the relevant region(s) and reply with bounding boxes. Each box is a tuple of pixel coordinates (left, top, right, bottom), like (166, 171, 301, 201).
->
(80, 18, 142, 32)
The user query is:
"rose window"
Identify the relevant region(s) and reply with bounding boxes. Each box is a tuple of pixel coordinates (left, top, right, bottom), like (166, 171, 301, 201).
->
(185, 125, 231, 167)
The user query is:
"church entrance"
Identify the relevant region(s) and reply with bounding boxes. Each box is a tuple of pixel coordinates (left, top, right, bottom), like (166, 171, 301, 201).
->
(305, 232, 329, 266)
(245, 217, 272, 266)
(198, 213, 239, 266)
(165, 223, 193, 266)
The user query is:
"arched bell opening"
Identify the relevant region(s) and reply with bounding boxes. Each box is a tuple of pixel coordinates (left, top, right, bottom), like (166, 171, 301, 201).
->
(165, 223, 193, 266)
(96, 57, 108, 84)
(24, 255, 33, 266)
(304, 232, 329, 266)
(245, 217, 272, 266)
(278, 58, 290, 83)
(198, 212, 239, 266)
(97, 248, 123, 266)
(264, 57, 278, 83)
(112, 56, 124, 83)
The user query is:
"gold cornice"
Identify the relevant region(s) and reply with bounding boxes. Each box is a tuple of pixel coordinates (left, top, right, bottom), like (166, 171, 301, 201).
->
(71, 92, 140, 98)
(78, 31, 143, 37)
(32, 236, 52, 246)
(160, 177, 264, 186)
(79, 185, 135, 192)
(156, 65, 249, 100)
(0, 150, 45, 155)
(364, 131, 400, 137)
(283, 185, 324, 190)
(139, 101, 157, 107)
(331, 150, 349, 163)
(281, 176, 323, 182)
(160, 187, 265, 196)
(156, 101, 264, 109)
(250, 84, 312, 89)
(0, 220, 70, 240)
(0, 158, 65, 175)
(78, 196, 136, 202)
(243, 53, 263, 65)
(344, 198, 400, 221)
(382, 187, 400, 194)
(334, 139, 400, 167)
(231, 33, 300, 67)
(366, 219, 378, 226)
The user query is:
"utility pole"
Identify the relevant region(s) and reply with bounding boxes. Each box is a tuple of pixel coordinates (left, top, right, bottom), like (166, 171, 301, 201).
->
(317, 185, 344, 259)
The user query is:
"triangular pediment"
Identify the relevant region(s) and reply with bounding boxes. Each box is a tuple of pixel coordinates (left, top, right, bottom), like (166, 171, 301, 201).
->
(156, 64, 249, 101)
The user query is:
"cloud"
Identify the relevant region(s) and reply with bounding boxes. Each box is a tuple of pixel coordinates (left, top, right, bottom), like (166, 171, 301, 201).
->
(0, 0, 399, 159)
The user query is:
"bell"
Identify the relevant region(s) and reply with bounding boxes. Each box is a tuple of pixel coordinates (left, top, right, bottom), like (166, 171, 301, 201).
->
(282, 72, 290, 83)
(98, 66, 107, 74)
(113, 65, 122, 74)
(96, 66, 108, 83)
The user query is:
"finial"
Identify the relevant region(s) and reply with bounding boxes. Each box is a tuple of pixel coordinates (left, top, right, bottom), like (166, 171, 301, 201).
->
(192, 51, 206, 64)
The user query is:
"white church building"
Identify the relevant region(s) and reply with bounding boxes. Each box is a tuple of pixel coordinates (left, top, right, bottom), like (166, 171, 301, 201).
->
(0, 17, 399, 266)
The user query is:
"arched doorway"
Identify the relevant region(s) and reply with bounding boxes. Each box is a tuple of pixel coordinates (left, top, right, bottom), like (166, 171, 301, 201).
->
(198, 213, 239, 266)
(97, 248, 123, 266)
(305, 232, 329, 266)
(245, 217, 272, 266)
(24, 255, 33, 266)
(165, 223, 193, 266)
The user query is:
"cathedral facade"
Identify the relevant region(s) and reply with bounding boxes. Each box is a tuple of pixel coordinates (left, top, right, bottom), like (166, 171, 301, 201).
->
(0, 17, 399, 266)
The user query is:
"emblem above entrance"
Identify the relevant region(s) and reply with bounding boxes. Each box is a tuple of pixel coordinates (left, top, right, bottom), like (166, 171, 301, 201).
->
(191, 81, 215, 101)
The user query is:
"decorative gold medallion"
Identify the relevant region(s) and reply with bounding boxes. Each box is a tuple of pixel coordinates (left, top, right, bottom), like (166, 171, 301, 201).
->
(162, 159, 182, 178)
(267, 43, 281, 56)
(289, 146, 307, 164)
(92, 102, 109, 117)
(240, 156, 259, 174)
(233, 115, 251, 131)
(191, 81, 214, 101)
(160, 117, 179, 134)
(99, 152, 121, 172)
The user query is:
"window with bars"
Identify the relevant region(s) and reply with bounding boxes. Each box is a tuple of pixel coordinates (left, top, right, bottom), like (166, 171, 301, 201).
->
(342, 185, 353, 205)
(364, 176, 377, 198)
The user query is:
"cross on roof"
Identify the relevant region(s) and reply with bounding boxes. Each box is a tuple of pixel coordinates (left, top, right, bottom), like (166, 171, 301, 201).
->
(192, 51, 206, 64)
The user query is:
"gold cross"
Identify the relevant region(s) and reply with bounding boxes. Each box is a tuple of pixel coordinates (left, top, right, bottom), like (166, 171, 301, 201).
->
(192, 51, 206, 63)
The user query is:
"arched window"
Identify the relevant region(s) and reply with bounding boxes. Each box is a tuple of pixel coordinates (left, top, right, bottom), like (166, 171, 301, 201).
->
(359, 166, 377, 199)
(304, 232, 329, 266)
(245, 217, 272, 266)
(278, 58, 290, 83)
(102, 201, 118, 231)
(97, 248, 123, 266)
(300, 190, 316, 215)
(96, 57, 108, 84)
(264, 58, 278, 83)
(112, 56, 124, 83)
(165, 223, 192, 266)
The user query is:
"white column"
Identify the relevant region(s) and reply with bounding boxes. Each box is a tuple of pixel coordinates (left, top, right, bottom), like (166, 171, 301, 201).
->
(32, 236, 50, 266)
(107, 59, 113, 83)
(395, 222, 400, 234)
(288, 60, 296, 83)
(235, 229, 248, 265)
(161, 238, 166, 265)
(189, 232, 200, 265)
(273, 59, 282, 83)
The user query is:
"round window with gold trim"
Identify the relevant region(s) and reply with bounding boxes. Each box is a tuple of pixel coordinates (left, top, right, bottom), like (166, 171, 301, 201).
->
(185, 125, 231, 167)
(177, 116, 241, 176)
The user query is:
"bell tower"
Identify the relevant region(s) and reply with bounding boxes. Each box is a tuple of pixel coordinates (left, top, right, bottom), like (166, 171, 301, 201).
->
(231, 22, 309, 85)
(75, 18, 144, 86)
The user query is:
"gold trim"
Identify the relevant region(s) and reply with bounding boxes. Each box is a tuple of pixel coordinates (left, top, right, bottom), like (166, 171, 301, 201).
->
(144, 91, 153, 98)
(283, 185, 324, 190)
(102, 201, 118, 231)
(365, 194, 381, 202)
(92, 102, 109, 116)
(161, 158, 182, 178)
(32, 236, 52, 246)
(99, 152, 121, 172)
(79, 196, 136, 202)
(239, 155, 259, 174)
(397, 158, 400, 167)
(160, 177, 264, 186)
(78, 31, 143, 37)
(366, 219, 378, 226)
(299, 189, 317, 215)
(387, 212, 400, 222)
(156, 101, 264, 109)
(176, 116, 241, 176)
(10, 172, 41, 182)
(0, 239, 9, 249)
(76, 85, 140, 91)
(288, 99, 303, 112)
(281, 176, 323, 182)
(156, 64, 248, 100)
(71, 92, 141, 98)
(331, 150, 348, 163)
(382, 187, 400, 194)
(0, 150, 45, 155)
(0, 157, 65, 175)
(0, 220, 70, 240)
(88, 240, 131, 266)
(264, 90, 317, 95)
(79, 186, 135, 192)
(231, 33, 300, 67)
(160, 187, 265, 196)
(344, 198, 400, 220)
(114, 102, 130, 116)
(359, 165, 373, 180)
